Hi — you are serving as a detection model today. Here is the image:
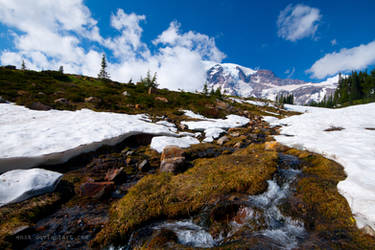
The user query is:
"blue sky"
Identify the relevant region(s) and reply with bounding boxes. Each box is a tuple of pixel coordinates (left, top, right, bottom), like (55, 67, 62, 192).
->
(0, 0, 374, 90)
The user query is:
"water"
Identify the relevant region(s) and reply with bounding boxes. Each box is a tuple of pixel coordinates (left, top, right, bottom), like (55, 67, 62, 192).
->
(153, 220, 216, 248)
(121, 154, 306, 249)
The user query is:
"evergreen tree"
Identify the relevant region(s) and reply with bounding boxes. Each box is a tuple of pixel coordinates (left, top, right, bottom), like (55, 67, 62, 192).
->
(59, 65, 64, 74)
(203, 82, 209, 96)
(21, 60, 26, 70)
(140, 71, 158, 88)
(98, 54, 110, 80)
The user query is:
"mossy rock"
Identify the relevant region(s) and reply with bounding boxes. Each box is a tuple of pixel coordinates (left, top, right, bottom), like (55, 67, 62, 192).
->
(90, 143, 278, 247)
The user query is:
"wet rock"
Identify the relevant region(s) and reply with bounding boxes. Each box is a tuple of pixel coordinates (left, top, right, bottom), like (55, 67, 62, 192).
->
(155, 96, 168, 103)
(54, 98, 68, 105)
(217, 136, 229, 145)
(79, 182, 114, 199)
(138, 159, 150, 172)
(29, 102, 52, 111)
(105, 168, 125, 183)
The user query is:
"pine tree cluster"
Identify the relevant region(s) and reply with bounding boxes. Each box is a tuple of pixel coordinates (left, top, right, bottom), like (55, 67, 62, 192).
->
(312, 69, 375, 107)
(276, 93, 294, 104)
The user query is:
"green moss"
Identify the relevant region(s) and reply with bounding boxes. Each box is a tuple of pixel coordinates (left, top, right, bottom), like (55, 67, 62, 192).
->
(91, 144, 278, 247)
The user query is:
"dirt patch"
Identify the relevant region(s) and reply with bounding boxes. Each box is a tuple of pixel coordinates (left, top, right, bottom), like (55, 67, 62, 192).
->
(324, 126, 345, 132)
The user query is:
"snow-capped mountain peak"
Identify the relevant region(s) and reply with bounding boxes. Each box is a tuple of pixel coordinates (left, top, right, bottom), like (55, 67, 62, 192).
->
(205, 62, 339, 104)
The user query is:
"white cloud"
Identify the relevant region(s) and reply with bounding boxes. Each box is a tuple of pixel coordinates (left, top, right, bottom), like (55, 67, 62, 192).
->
(307, 40, 375, 79)
(331, 39, 337, 46)
(277, 4, 322, 42)
(0, 1, 225, 92)
(284, 66, 295, 78)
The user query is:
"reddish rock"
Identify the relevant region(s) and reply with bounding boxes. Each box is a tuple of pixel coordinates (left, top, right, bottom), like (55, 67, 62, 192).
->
(161, 146, 185, 161)
(80, 182, 114, 199)
(105, 168, 124, 183)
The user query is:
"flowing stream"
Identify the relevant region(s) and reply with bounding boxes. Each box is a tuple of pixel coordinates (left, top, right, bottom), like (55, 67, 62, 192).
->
(122, 154, 307, 249)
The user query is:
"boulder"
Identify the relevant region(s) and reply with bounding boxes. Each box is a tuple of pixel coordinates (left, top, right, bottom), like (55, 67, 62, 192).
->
(29, 102, 52, 111)
(155, 96, 168, 103)
(79, 182, 114, 199)
(160, 157, 185, 173)
(122, 91, 129, 96)
(160, 146, 185, 173)
(161, 145, 185, 161)
(0, 168, 62, 207)
(135, 104, 141, 109)
(217, 136, 229, 145)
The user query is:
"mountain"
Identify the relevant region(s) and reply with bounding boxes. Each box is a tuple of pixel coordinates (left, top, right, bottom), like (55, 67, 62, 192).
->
(205, 63, 338, 104)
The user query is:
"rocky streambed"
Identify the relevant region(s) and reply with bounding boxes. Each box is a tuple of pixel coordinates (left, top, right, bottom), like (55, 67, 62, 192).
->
(119, 154, 306, 249)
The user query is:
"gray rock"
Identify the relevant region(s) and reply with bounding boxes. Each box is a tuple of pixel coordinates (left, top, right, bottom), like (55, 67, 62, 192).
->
(217, 136, 229, 145)
(29, 102, 52, 111)
(138, 159, 150, 172)
(160, 157, 185, 173)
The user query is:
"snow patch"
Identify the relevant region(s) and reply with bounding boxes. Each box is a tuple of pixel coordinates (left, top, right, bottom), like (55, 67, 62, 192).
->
(0, 104, 176, 172)
(271, 103, 375, 232)
(0, 168, 62, 207)
(150, 136, 200, 153)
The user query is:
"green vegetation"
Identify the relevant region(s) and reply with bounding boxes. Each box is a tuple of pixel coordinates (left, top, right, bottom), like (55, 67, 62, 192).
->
(276, 93, 294, 104)
(0, 67, 231, 118)
(139, 70, 158, 89)
(312, 70, 375, 107)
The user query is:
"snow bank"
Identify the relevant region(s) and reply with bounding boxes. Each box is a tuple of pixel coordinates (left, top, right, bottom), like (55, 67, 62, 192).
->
(150, 136, 200, 153)
(0, 104, 176, 172)
(181, 113, 249, 142)
(181, 115, 249, 131)
(271, 103, 375, 231)
(283, 104, 327, 113)
(0, 168, 62, 207)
